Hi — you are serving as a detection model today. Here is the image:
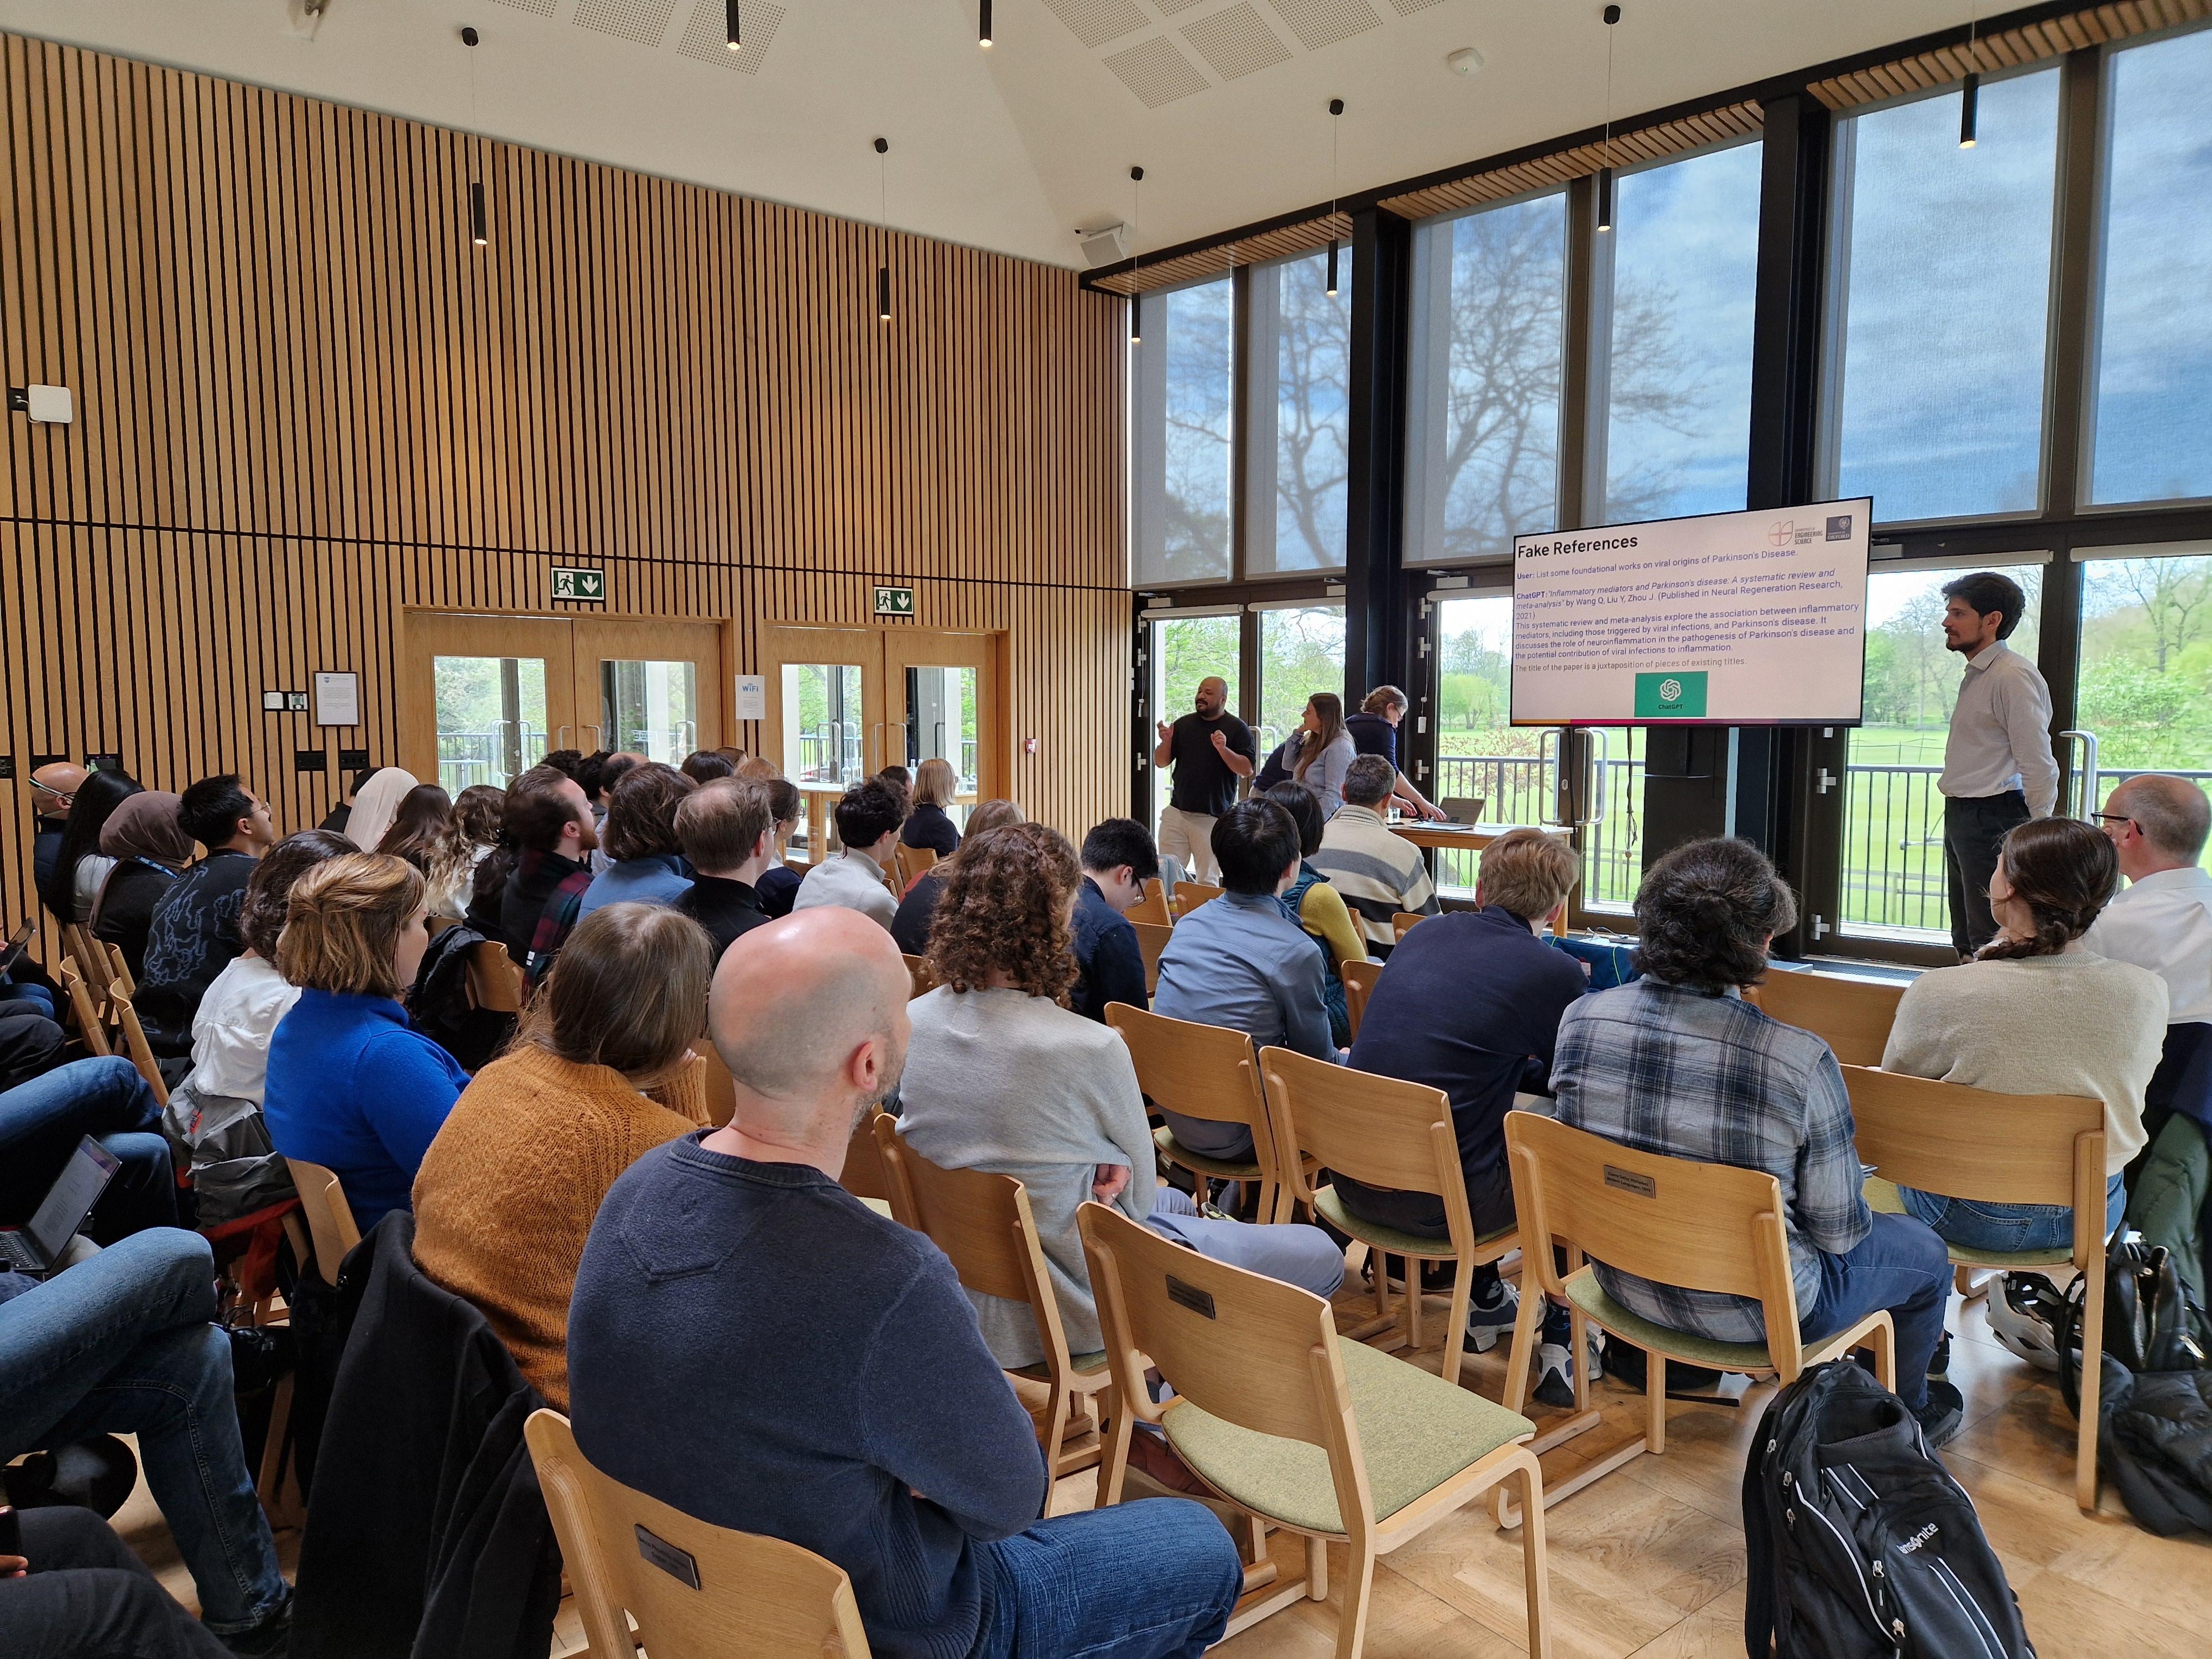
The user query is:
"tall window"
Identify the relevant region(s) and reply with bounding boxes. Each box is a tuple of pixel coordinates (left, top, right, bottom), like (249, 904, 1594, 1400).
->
(1601, 142, 1763, 522)
(1404, 192, 1568, 565)
(1133, 278, 1234, 586)
(1256, 604, 1346, 759)
(2077, 550, 2212, 838)
(1146, 612, 1243, 818)
(1825, 72, 2061, 523)
(1246, 250, 1352, 575)
(2089, 28, 2212, 504)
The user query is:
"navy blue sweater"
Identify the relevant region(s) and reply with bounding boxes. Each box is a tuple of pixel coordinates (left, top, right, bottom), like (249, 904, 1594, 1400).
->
(567, 1134, 1048, 1659)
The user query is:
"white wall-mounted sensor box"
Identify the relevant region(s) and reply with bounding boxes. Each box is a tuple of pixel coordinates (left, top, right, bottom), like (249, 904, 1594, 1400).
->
(26, 385, 72, 424)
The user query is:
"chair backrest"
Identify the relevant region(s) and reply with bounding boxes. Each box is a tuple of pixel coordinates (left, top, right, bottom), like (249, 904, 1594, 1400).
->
(1104, 1003, 1275, 1149)
(1504, 1110, 1809, 1374)
(525, 1410, 872, 1659)
(1340, 958, 1382, 1041)
(1078, 1202, 1371, 1531)
(107, 985, 171, 1107)
(97, 938, 135, 998)
(1125, 880, 1172, 927)
(893, 844, 937, 890)
(1842, 1066, 2105, 1267)
(1751, 972, 1904, 1069)
(697, 1046, 739, 1129)
(1260, 1045, 1473, 1245)
(284, 1156, 362, 1287)
(1170, 880, 1223, 920)
(840, 1109, 892, 1202)
(427, 915, 459, 940)
(55, 958, 112, 1057)
(902, 954, 938, 1000)
(1392, 911, 1427, 942)
(1130, 921, 1172, 998)
(465, 940, 525, 1014)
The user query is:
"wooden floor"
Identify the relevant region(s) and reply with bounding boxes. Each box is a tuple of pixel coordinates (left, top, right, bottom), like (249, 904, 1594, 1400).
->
(112, 1265, 2206, 1658)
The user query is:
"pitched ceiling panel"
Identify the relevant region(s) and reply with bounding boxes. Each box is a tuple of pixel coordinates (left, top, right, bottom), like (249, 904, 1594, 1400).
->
(1182, 3, 1292, 81)
(1101, 35, 1211, 107)
(675, 0, 784, 72)
(573, 0, 682, 48)
(1266, 0, 1384, 52)
(1039, 0, 1151, 50)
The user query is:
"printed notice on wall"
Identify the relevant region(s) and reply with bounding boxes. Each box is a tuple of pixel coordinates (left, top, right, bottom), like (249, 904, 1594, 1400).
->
(313, 672, 362, 729)
(1510, 498, 1872, 727)
(734, 674, 766, 723)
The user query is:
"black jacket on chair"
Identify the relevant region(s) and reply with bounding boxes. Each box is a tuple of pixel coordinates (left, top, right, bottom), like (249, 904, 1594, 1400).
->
(292, 1214, 561, 1659)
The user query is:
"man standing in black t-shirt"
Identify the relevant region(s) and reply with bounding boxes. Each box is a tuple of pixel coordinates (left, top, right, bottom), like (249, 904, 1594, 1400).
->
(1150, 676, 1255, 884)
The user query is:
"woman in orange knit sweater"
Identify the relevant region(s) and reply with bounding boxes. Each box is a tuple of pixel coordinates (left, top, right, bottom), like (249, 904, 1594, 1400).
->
(411, 900, 716, 1409)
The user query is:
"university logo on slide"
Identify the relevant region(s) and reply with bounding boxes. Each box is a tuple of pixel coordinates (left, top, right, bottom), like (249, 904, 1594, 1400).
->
(1634, 671, 1708, 717)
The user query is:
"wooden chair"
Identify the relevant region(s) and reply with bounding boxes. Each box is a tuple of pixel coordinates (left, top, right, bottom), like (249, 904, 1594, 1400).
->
(526, 1409, 873, 1659)
(1843, 1065, 2108, 1510)
(1262, 1046, 1516, 1390)
(893, 843, 937, 891)
(1170, 879, 1223, 920)
(697, 1046, 739, 1129)
(283, 1157, 362, 1290)
(872, 1118, 1112, 1477)
(1105, 1004, 1303, 1224)
(1498, 1110, 1896, 1523)
(105, 982, 171, 1107)
(1340, 959, 1381, 1042)
(1125, 879, 1172, 927)
(840, 1109, 893, 1207)
(426, 914, 459, 940)
(1079, 1202, 1551, 1658)
(96, 938, 136, 998)
(1391, 911, 1428, 943)
(465, 940, 525, 1014)
(1752, 971, 1905, 1068)
(1130, 920, 1171, 999)
(901, 953, 938, 999)
(55, 959, 112, 1058)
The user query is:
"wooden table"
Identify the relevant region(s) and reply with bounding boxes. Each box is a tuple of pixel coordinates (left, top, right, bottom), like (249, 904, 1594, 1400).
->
(1386, 821, 1568, 853)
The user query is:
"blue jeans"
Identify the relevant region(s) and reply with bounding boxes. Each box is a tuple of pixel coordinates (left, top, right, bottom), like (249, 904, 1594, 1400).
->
(0, 1056, 174, 1242)
(0, 1229, 288, 1635)
(1146, 1187, 1347, 1300)
(1802, 1213, 1952, 1412)
(2, 978, 59, 1020)
(970, 1500, 1241, 1659)
(1897, 1171, 2125, 1255)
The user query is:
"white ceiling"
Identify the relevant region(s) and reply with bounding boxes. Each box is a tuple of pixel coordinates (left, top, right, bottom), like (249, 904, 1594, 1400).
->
(0, 0, 1979, 269)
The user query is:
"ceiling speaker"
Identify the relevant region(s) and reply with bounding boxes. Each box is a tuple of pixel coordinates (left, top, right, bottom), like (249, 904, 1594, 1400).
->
(1078, 223, 1130, 267)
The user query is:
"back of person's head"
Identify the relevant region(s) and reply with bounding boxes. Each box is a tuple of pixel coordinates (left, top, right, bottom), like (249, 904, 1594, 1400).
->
(1361, 686, 1407, 717)
(1940, 571, 2027, 639)
(878, 765, 912, 790)
(452, 784, 505, 848)
(1634, 837, 1795, 993)
(927, 822, 1080, 1002)
(714, 746, 745, 765)
(99, 791, 195, 868)
(43, 767, 143, 913)
(179, 774, 256, 849)
(708, 909, 910, 1117)
(963, 799, 1025, 838)
(1081, 817, 1161, 880)
(680, 750, 736, 786)
(239, 830, 353, 957)
(540, 749, 585, 780)
(763, 777, 801, 827)
(1979, 817, 2120, 962)
(602, 763, 693, 862)
(736, 755, 780, 782)
(1340, 754, 1396, 809)
(522, 901, 712, 1084)
(504, 764, 586, 854)
(912, 757, 957, 810)
(375, 783, 457, 857)
(575, 751, 612, 802)
(1213, 799, 1301, 895)
(676, 779, 773, 875)
(276, 852, 425, 997)
(834, 778, 907, 850)
(598, 753, 644, 796)
(2111, 774, 2211, 865)
(1262, 782, 1325, 858)
(1477, 828, 1580, 924)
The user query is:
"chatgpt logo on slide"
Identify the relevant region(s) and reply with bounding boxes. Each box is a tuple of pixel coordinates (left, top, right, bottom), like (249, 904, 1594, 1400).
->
(1635, 671, 1708, 717)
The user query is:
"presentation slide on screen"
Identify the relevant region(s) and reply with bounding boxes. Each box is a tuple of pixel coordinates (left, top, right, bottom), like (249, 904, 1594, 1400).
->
(1510, 497, 1872, 726)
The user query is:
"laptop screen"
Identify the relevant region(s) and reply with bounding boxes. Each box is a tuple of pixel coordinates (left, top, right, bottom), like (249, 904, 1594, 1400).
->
(28, 1137, 121, 1261)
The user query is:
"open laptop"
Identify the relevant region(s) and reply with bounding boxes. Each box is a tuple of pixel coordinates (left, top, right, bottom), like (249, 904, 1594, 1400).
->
(0, 1136, 119, 1278)
(1438, 796, 1487, 827)
(0, 916, 33, 980)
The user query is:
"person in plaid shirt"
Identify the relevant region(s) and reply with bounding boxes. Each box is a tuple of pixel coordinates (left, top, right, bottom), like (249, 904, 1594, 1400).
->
(1548, 837, 1962, 1446)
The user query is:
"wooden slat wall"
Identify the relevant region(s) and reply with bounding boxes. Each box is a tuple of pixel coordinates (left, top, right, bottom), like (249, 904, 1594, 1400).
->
(1, 33, 1131, 921)
(1808, 0, 2210, 110)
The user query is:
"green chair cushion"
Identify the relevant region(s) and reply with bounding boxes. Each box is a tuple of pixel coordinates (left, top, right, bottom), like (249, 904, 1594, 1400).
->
(1313, 1185, 1512, 1262)
(1865, 1176, 1905, 1215)
(1161, 1335, 1534, 1534)
(1865, 1177, 2070, 1267)
(1010, 1350, 1109, 1383)
(859, 1196, 894, 1219)
(1561, 1270, 1786, 1373)
(1154, 1125, 1261, 1182)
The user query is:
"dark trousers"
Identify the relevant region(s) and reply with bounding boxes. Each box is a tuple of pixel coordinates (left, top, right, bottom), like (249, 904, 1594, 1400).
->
(0, 1505, 232, 1658)
(1943, 790, 2030, 958)
(1331, 1156, 1517, 1241)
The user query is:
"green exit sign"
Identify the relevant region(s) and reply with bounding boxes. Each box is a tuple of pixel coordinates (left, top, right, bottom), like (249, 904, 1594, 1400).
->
(551, 566, 606, 603)
(873, 585, 915, 618)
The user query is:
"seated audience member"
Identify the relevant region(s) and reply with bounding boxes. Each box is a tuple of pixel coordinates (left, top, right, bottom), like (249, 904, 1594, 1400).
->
(28, 761, 86, 898)
(877, 763, 912, 793)
(576, 762, 695, 919)
(585, 753, 648, 875)
(1072, 817, 1159, 1021)
(1263, 781, 1366, 1044)
(0, 1502, 247, 1659)
(138, 775, 279, 1047)
(39, 766, 142, 925)
(680, 749, 737, 785)
(1152, 799, 1340, 1160)
(1287, 693, 1358, 818)
(1334, 828, 1586, 1350)
(493, 764, 598, 966)
(795, 778, 905, 931)
(263, 853, 463, 1232)
(414, 902, 712, 1410)
(672, 779, 776, 958)
(539, 748, 586, 781)
(567, 907, 1241, 1659)
(317, 765, 372, 836)
(0, 1056, 174, 1241)
(452, 782, 505, 863)
(753, 778, 806, 918)
(375, 782, 476, 919)
(0, 1228, 292, 1652)
(1551, 837, 1963, 1441)
(1346, 686, 1447, 821)
(2084, 774, 2212, 1119)
(735, 754, 779, 782)
(1310, 754, 1439, 956)
(0, 990, 64, 1095)
(890, 799, 1026, 956)
(900, 824, 1342, 1372)
(1885, 817, 2164, 1251)
(900, 757, 963, 858)
(341, 766, 419, 854)
(91, 791, 194, 979)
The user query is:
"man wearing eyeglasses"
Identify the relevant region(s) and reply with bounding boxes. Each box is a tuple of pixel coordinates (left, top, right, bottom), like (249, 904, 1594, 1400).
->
(26, 764, 85, 901)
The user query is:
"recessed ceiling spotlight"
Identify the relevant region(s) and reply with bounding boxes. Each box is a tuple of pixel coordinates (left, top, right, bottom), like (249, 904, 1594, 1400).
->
(1446, 46, 1485, 77)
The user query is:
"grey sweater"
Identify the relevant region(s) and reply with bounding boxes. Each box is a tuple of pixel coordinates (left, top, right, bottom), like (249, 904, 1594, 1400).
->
(895, 986, 1155, 1365)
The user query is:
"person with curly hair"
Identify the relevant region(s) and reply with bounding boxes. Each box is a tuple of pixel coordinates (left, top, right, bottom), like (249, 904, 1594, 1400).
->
(577, 762, 696, 919)
(895, 823, 1344, 1373)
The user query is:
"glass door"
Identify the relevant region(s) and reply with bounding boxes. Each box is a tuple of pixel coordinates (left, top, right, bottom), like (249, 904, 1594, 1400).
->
(882, 630, 1003, 828)
(1145, 611, 1244, 833)
(2075, 547, 2212, 856)
(401, 614, 577, 795)
(759, 624, 886, 859)
(1255, 603, 1345, 763)
(571, 619, 724, 765)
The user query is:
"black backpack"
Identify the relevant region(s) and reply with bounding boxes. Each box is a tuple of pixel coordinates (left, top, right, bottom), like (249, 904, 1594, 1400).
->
(1743, 1360, 2033, 1658)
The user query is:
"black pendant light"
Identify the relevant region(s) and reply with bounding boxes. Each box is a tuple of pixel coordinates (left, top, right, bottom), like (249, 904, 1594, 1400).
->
(462, 28, 488, 248)
(1129, 166, 1144, 346)
(979, 0, 993, 50)
(1958, 3, 1979, 148)
(874, 138, 893, 322)
(1325, 98, 1343, 298)
(726, 0, 740, 51)
(1595, 6, 1619, 234)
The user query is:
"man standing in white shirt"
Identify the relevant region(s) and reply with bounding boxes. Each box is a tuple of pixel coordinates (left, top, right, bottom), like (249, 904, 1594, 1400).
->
(1936, 572, 2059, 959)
(2084, 773, 2212, 1121)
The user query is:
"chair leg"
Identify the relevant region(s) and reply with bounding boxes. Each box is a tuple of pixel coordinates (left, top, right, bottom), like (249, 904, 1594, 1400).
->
(1515, 1453, 1553, 1659)
(1405, 1260, 1424, 1353)
(1646, 1351, 1667, 1456)
(1869, 1313, 1896, 1395)
(1503, 1275, 1541, 1418)
(1097, 1407, 1135, 1506)
(2077, 1250, 2104, 1514)
(1039, 1382, 1073, 1477)
(257, 1373, 295, 1523)
(1305, 1533, 1328, 1602)
(1568, 1300, 1590, 1412)
(1332, 1537, 1377, 1659)
(1442, 1251, 1472, 1387)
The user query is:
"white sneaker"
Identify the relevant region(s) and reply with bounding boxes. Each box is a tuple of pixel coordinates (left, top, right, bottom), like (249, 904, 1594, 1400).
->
(1464, 1279, 1520, 1354)
(1532, 1327, 1603, 1408)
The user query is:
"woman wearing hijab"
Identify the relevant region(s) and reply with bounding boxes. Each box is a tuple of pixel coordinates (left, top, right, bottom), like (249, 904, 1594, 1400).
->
(91, 792, 196, 978)
(343, 767, 420, 856)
